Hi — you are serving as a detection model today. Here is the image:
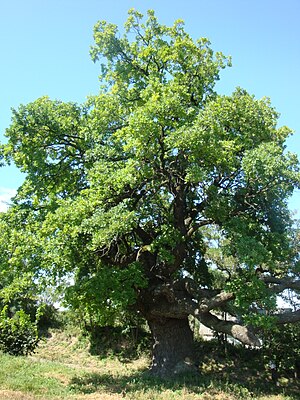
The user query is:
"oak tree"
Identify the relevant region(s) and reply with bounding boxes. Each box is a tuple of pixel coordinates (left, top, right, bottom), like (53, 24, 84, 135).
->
(1, 9, 300, 377)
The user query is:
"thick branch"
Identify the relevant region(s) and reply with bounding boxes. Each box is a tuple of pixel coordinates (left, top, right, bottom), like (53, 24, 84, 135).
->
(260, 275, 300, 294)
(186, 219, 214, 237)
(195, 292, 235, 313)
(184, 200, 208, 228)
(197, 311, 261, 347)
(134, 225, 153, 244)
(275, 309, 300, 324)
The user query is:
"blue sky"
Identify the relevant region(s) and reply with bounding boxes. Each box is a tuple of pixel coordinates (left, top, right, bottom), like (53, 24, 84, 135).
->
(1, 0, 300, 211)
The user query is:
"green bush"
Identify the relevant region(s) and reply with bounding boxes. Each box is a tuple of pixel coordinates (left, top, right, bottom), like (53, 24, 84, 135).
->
(0, 306, 40, 356)
(261, 322, 300, 374)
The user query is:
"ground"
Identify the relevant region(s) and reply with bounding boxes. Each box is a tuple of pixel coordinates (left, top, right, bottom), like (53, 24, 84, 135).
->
(0, 328, 298, 399)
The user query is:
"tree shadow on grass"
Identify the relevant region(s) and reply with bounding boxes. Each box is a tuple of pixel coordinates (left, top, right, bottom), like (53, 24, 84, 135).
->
(68, 366, 300, 399)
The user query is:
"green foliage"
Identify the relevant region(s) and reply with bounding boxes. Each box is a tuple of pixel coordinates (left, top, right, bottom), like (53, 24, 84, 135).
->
(0, 305, 40, 356)
(225, 269, 277, 327)
(262, 322, 300, 373)
(65, 262, 147, 327)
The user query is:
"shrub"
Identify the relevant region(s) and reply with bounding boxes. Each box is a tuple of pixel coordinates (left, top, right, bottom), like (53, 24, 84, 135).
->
(261, 322, 300, 374)
(0, 306, 40, 356)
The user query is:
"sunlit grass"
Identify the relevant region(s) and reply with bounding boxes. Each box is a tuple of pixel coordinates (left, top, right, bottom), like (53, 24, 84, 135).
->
(0, 352, 76, 398)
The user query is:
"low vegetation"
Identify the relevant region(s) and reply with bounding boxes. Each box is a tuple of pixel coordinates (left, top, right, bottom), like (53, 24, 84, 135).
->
(0, 327, 298, 400)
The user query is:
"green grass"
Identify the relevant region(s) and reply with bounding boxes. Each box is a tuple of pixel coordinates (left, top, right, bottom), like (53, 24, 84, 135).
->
(0, 329, 298, 400)
(0, 352, 76, 399)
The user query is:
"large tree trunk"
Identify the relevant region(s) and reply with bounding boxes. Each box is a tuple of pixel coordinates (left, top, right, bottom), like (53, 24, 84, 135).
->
(147, 316, 198, 378)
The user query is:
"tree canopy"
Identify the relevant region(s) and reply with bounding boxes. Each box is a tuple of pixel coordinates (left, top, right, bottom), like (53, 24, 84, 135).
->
(1, 9, 300, 377)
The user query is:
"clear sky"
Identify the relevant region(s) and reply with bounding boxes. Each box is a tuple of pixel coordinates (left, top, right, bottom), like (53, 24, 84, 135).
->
(1, 0, 300, 212)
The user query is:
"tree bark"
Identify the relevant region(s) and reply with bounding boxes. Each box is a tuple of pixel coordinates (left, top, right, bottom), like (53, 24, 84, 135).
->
(147, 316, 198, 378)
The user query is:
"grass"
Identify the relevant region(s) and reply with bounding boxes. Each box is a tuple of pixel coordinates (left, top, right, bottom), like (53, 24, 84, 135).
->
(0, 329, 298, 400)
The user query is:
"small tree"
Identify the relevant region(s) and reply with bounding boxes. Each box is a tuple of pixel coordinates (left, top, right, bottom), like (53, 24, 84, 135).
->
(0, 306, 40, 356)
(1, 9, 300, 377)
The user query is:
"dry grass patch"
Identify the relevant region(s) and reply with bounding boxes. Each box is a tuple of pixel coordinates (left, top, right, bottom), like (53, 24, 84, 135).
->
(0, 390, 35, 399)
(70, 394, 123, 400)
